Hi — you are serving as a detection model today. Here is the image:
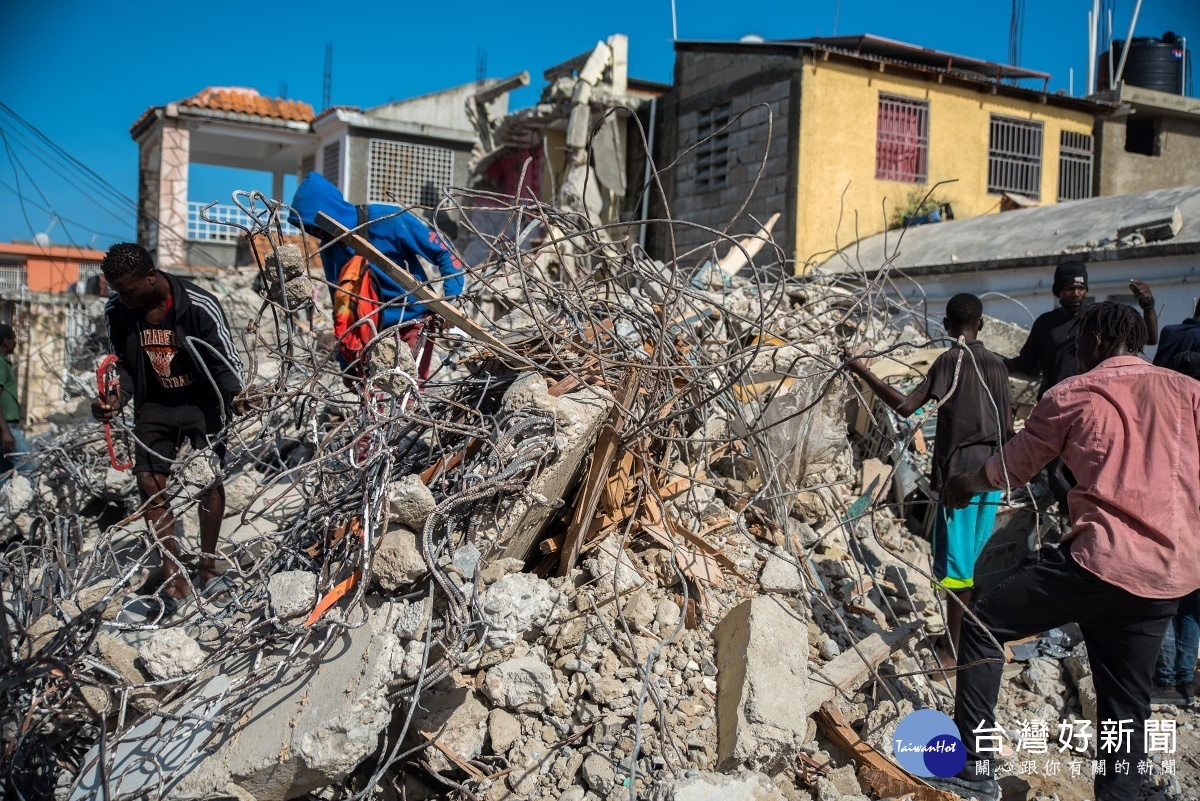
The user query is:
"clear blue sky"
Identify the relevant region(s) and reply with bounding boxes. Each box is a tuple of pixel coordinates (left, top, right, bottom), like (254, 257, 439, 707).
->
(0, 0, 1195, 250)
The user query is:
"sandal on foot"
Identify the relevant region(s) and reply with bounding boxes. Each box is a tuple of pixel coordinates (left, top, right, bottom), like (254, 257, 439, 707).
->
(196, 573, 237, 608)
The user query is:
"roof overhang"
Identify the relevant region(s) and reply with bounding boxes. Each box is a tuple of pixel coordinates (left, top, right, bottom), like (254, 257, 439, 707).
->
(313, 109, 477, 145)
(674, 38, 1117, 116)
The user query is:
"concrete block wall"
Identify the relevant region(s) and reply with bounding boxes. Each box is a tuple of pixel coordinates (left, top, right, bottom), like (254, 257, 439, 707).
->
(1096, 115, 1200, 197)
(666, 51, 797, 268)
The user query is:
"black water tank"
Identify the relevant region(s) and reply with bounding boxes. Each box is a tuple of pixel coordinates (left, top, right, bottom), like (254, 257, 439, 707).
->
(1098, 32, 1188, 94)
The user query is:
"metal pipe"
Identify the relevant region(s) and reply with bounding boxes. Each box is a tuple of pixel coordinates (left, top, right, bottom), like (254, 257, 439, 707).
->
(638, 97, 658, 251)
(1182, 36, 1188, 96)
(1087, 4, 1097, 94)
(1108, 9, 1115, 89)
(1114, 0, 1143, 85)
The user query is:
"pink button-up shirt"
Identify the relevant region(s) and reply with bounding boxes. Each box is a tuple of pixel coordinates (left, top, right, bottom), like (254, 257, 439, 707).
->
(984, 355, 1200, 599)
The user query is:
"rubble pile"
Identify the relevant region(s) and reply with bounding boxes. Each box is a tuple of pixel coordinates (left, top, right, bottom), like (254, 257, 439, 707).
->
(0, 188, 1130, 801)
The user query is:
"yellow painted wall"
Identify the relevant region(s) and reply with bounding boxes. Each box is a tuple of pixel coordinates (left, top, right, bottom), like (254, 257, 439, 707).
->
(795, 58, 1095, 270)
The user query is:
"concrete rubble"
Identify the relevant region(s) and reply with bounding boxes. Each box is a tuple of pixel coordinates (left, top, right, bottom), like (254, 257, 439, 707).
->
(4, 178, 1182, 801)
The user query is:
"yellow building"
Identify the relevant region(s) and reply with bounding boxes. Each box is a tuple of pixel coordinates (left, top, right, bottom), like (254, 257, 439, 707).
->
(663, 35, 1111, 272)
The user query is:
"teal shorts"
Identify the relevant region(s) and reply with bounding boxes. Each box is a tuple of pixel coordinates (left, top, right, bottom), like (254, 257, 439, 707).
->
(933, 490, 1002, 590)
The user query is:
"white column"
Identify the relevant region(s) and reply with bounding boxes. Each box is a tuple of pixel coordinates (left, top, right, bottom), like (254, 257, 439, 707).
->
(272, 171, 284, 202)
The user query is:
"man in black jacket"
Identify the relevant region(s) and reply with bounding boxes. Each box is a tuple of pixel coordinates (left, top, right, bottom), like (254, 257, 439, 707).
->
(92, 243, 248, 616)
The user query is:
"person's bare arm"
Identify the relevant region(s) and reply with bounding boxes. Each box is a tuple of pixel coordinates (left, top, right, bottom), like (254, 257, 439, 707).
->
(843, 352, 929, 418)
(1131, 280, 1159, 346)
(942, 465, 998, 508)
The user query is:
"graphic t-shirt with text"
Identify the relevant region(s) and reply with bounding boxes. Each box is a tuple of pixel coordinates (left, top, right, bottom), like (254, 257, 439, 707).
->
(139, 301, 196, 405)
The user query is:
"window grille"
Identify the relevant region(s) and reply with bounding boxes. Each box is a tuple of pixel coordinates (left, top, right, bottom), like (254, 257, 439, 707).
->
(1057, 131, 1093, 202)
(367, 140, 454, 207)
(875, 94, 929, 183)
(0, 258, 27, 293)
(322, 141, 341, 188)
(300, 153, 316, 176)
(186, 202, 299, 242)
(695, 103, 731, 192)
(77, 262, 103, 284)
(988, 115, 1043, 199)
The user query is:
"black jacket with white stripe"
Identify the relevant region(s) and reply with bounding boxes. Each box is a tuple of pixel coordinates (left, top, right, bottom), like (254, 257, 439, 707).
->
(104, 272, 244, 416)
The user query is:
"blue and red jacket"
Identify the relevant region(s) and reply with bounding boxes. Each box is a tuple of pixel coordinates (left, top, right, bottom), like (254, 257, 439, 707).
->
(289, 172, 464, 327)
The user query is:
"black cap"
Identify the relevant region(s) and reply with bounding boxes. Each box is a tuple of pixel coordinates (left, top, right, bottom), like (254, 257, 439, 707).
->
(0, 324, 13, 342)
(1053, 261, 1088, 295)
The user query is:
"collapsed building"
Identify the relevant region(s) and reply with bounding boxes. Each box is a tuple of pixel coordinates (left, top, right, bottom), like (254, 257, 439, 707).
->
(2, 69, 1197, 801)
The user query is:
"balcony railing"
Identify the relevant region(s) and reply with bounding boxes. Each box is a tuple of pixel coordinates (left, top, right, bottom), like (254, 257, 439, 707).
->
(186, 202, 299, 243)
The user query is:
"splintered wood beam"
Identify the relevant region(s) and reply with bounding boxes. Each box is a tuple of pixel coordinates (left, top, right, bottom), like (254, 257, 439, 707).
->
(816, 703, 956, 801)
(808, 621, 921, 709)
(558, 370, 639, 576)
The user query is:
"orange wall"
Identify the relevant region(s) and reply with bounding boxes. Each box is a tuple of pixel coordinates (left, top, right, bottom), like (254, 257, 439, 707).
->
(0, 243, 106, 293)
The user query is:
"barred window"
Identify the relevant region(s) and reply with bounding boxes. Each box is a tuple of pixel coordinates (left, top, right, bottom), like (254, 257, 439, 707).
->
(988, 115, 1043, 199)
(1057, 131, 1094, 202)
(77, 262, 103, 284)
(300, 153, 316, 176)
(0, 258, 26, 293)
(322, 140, 341, 188)
(695, 103, 731, 192)
(367, 140, 454, 207)
(875, 94, 929, 183)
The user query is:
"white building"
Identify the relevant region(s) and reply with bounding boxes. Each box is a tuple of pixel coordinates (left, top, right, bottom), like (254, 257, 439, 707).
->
(130, 83, 506, 269)
(818, 184, 1200, 354)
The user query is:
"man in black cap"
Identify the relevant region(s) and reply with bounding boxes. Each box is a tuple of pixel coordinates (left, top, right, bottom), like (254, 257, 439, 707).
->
(1005, 261, 1158, 508)
(1006, 262, 1158, 398)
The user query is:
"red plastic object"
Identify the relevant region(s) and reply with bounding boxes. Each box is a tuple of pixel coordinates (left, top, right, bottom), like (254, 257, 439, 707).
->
(97, 355, 132, 471)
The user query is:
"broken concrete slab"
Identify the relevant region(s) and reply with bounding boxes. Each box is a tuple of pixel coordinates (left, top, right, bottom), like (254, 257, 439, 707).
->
(713, 595, 811, 770)
(758, 553, 803, 594)
(495, 379, 610, 561)
(410, 685, 490, 774)
(387, 474, 436, 531)
(93, 633, 160, 714)
(478, 571, 566, 649)
(487, 707, 521, 755)
(71, 676, 230, 801)
(483, 655, 558, 712)
(374, 525, 426, 591)
(267, 570, 317, 620)
(669, 770, 786, 801)
(170, 600, 407, 800)
(138, 629, 205, 681)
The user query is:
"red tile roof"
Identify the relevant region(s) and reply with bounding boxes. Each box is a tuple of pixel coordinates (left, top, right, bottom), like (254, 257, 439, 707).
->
(182, 87, 314, 122)
(131, 87, 314, 134)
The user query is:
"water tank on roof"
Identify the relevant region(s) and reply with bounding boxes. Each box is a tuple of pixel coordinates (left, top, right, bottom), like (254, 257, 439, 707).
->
(1098, 32, 1189, 95)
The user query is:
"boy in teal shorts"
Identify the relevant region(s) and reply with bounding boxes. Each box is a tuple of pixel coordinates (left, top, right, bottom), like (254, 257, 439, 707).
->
(845, 293, 1013, 659)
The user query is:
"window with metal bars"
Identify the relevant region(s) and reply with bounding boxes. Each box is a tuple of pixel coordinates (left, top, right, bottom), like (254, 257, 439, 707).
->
(77, 263, 103, 283)
(322, 141, 341, 188)
(300, 153, 316, 176)
(367, 140, 454, 207)
(987, 115, 1043, 199)
(694, 103, 731, 192)
(875, 94, 929, 183)
(1057, 131, 1094, 202)
(0, 259, 26, 293)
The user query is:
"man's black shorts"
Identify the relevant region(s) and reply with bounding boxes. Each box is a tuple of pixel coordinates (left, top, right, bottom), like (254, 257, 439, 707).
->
(133, 402, 226, 476)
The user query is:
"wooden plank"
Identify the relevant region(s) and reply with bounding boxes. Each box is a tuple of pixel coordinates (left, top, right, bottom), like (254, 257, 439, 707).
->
(314, 213, 514, 357)
(640, 522, 723, 584)
(419, 730, 487, 781)
(816, 703, 956, 801)
(808, 622, 921, 708)
(558, 370, 639, 576)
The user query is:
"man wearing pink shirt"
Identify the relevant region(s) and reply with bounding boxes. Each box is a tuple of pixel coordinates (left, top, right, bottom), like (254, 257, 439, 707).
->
(932, 302, 1200, 801)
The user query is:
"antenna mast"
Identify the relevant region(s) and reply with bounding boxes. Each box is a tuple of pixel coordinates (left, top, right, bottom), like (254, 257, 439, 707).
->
(322, 43, 333, 110)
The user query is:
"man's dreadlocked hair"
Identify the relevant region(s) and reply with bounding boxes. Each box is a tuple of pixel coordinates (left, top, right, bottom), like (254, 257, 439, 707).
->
(1077, 300, 1148, 354)
(101, 243, 155, 281)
